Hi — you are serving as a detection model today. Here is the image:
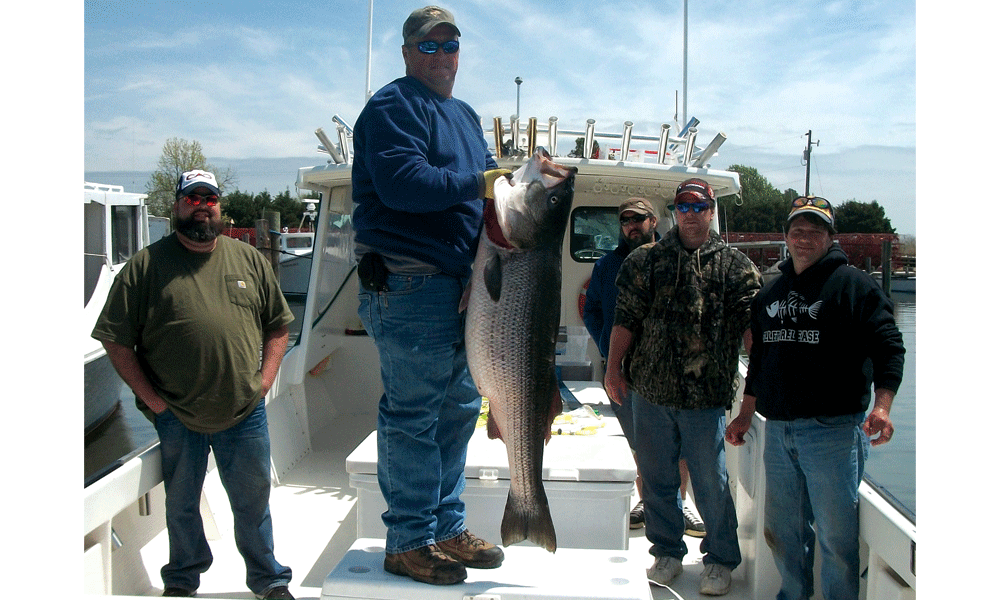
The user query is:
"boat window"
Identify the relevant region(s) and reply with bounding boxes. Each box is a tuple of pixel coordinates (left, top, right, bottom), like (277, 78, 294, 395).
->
(286, 236, 313, 249)
(111, 205, 141, 265)
(569, 207, 620, 262)
(84, 202, 106, 306)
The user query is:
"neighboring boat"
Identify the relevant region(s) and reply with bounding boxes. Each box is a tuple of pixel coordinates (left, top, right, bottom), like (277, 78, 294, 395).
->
(868, 271, 916, 296)
(83, 182, 151, 437)
(727, 239, 788, 284)
(82, 117, 915, 599)
(277, 230, 315, 298)
(872, 272, 916, 295)
(890, 275, 916, 294)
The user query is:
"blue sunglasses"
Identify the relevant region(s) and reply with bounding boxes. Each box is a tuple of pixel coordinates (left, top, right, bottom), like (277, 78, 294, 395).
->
(414, 40, 460, 54)
(669, 201, 712, 214)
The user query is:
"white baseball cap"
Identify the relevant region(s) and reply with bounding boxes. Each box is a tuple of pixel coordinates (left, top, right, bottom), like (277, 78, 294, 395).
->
(176, 170, 221, 198)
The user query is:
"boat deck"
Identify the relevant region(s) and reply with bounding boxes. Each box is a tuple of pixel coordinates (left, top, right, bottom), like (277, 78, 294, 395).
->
(115, 409, 748, 599)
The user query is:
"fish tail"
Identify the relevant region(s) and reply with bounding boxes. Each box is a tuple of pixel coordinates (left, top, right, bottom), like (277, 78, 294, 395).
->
(500, 491, 557, 553)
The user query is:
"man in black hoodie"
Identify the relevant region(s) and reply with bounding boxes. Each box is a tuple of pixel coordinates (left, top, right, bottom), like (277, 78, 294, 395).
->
(726, 196, 905, 600)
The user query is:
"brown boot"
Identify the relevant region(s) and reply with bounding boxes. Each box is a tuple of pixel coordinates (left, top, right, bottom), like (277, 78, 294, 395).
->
(383, 544, 467, 585)
(438, 530, 504, 569)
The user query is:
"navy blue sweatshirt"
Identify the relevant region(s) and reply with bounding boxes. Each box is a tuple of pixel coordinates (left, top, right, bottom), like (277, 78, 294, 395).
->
(583, 234, 660, 358)
(352, 76, 497, 279)
(745, 245, 905, 420)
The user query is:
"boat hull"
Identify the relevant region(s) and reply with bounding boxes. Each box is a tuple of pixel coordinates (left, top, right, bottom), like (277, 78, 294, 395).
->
(279, 253, 312, 297)
(84, 354, 125, 437)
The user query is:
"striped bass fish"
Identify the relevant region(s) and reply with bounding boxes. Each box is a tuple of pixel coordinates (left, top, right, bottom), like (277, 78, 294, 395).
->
(462, 148, 577, 552)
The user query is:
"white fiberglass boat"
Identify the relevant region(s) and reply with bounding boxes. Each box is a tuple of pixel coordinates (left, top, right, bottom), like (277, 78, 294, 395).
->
(83, 116, 915, 600)
(84, 182, 151, 438)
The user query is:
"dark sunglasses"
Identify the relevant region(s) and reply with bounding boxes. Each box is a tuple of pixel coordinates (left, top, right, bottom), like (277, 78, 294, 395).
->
(183, 193, 220, 207)
(669, 202, 711, 214)
(414, 40, 460, 54)
(791, 196, 832, 211)
(619, 214, 649, 225)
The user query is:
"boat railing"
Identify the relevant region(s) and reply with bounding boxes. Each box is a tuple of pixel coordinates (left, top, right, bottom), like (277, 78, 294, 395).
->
(84, 182, 127, 194)
(311, 113, 726, 172)
(84, 442, 165, 593)
(484, 115, 723, 170)
(314, 115, 354, 165)
(863, 473, 916, 525)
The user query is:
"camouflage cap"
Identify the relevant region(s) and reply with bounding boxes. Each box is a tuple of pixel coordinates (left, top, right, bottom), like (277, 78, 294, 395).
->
(403, 6, 461, 43)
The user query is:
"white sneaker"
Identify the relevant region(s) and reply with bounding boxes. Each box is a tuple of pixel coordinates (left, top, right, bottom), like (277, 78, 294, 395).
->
(700, 563, 732, 596)
(647, 555, 682, 586)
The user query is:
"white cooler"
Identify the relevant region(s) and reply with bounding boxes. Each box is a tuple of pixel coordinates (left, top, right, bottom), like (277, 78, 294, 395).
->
(345, 384, 637, 551)
(320, 538, 652, 600)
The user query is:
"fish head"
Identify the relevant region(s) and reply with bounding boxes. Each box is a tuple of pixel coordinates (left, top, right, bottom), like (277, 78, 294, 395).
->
(489, 148, 577, 250)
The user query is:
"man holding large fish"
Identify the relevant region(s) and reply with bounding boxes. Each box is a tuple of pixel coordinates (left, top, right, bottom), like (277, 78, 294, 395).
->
(605, 178, 761, 595)
(351, 5, 511, 586)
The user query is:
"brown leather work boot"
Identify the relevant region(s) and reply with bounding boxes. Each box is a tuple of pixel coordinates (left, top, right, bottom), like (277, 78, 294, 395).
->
(438, 530, 505, 569)
(383, 544, 467, 585)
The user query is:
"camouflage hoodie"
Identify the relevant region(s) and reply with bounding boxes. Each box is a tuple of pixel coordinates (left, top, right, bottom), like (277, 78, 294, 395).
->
(613, 227, 761, 409)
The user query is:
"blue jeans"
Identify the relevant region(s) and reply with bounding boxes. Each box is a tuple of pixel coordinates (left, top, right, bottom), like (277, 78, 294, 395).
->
(632, 394, 741, 569)
(763, 414, 869, 600)
(609, 389, 637, 451)
(358, 273, 483, 554)
(154, 402, 291, 596)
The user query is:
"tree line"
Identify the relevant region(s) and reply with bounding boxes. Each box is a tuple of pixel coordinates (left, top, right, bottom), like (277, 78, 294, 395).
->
(147, 138, 897, 235)
(567, 138, 898, 234)
(145, 138, 317, 229)
(722, 165, 896, 234)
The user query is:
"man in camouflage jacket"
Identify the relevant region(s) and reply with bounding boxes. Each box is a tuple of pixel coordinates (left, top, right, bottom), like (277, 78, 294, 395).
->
(604, 178, 760, 596)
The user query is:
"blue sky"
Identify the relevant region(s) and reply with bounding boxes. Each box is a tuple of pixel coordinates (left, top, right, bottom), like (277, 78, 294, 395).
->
(81, 0, 920, 233)
(81, 0, 919, 233)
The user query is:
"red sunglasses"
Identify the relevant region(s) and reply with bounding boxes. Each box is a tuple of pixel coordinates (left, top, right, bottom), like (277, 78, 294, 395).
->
(183, 193, 220, 207)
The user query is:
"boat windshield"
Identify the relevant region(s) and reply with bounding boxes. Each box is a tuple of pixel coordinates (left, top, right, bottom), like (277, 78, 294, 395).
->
(286, 236, 313, 249)
(569, 207, 621, 262)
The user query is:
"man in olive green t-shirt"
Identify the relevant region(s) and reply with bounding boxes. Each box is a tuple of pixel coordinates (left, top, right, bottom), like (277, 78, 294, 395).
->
(92, 170, 296, 600)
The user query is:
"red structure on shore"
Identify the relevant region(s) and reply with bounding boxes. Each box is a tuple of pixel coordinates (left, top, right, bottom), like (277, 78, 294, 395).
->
(722, 232, 907, 273)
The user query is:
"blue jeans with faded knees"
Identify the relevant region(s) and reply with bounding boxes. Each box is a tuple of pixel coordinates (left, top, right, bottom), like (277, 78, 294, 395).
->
(632, 394, 741, 569)
(358, 273, 483, 555)
(763, 413, 869, 600)
(154, 402, 291, 596)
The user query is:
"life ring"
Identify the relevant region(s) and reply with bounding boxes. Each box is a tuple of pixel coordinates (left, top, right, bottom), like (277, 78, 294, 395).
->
(578, 278, 590, 321)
